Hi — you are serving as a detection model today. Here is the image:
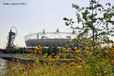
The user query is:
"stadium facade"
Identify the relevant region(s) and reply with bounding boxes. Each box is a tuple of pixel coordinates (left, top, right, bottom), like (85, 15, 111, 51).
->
(25, 29, 77, 47)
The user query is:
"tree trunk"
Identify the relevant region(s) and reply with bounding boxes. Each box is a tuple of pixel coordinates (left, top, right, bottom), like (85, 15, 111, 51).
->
(92, 29, 95, 43)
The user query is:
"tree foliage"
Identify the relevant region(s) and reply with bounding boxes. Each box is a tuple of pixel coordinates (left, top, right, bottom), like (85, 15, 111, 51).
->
(63, 0, 114, 42)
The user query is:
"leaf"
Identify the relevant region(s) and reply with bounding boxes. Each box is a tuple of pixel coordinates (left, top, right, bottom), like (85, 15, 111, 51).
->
(76, 27, 81, 29)
(92, 18, 97, 22)
(106, 3, 111, 6)
(90, 0, 97, 4)
(82, 12, 87, 20)
(65, 22, 69, 26)
(69, 18, 73, 21)
(96, 4, 103, 8)
(81, 7, 84, 10)
(98, 8, 101, 11)
(76, 13, 81, 23)
(112, 5, 114, 9)
(63, 17, 69, 21)
(72, 4, 79, 9)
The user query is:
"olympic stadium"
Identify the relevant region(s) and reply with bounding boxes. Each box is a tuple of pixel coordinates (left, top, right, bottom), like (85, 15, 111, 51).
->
(25, 29, 77, 47)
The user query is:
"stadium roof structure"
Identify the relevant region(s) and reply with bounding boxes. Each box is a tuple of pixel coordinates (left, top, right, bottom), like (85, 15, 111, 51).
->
(25, 29, 77, 47)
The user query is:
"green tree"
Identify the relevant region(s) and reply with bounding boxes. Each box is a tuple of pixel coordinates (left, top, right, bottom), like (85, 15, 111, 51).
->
(63, 0, 114, 42)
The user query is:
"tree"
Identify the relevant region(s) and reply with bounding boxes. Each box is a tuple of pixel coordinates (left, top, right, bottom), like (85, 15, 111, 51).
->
(63, 0, 114, 43)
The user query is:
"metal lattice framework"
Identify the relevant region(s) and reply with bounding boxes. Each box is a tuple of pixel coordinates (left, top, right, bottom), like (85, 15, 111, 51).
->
(25, 29, 77, 47)
(7, 26, 17, 48)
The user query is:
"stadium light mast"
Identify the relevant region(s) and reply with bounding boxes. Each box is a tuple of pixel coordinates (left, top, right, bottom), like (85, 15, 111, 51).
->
(56, 28, 60, 33)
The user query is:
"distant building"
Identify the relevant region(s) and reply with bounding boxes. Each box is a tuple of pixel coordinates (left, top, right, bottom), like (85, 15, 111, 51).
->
(25, 29, 77, 47)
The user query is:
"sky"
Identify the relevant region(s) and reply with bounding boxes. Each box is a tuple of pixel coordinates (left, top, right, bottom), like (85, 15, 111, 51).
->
(0, 0, 114, 48)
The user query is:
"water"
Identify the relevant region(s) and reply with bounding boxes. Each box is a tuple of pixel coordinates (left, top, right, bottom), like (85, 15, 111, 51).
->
(0, 58, 7, 75)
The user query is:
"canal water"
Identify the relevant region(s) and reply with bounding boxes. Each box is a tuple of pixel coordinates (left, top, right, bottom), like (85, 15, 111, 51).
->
(0, 58, 7, 75)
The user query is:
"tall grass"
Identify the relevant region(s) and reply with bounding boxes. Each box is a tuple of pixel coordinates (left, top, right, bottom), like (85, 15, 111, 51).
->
(4, 38, 114, 76)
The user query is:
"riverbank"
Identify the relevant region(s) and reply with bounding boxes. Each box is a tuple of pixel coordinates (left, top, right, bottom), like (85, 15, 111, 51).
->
(0, 54, 76, 64)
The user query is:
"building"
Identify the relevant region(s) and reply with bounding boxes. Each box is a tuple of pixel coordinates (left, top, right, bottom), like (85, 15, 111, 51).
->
(25, 29, 77, 47)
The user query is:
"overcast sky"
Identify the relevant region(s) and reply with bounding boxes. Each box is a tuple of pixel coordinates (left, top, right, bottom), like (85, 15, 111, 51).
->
(0, 0, 114, 48)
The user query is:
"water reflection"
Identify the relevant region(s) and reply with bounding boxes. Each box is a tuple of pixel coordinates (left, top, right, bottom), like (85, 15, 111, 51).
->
(0, 58, 7, 75)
